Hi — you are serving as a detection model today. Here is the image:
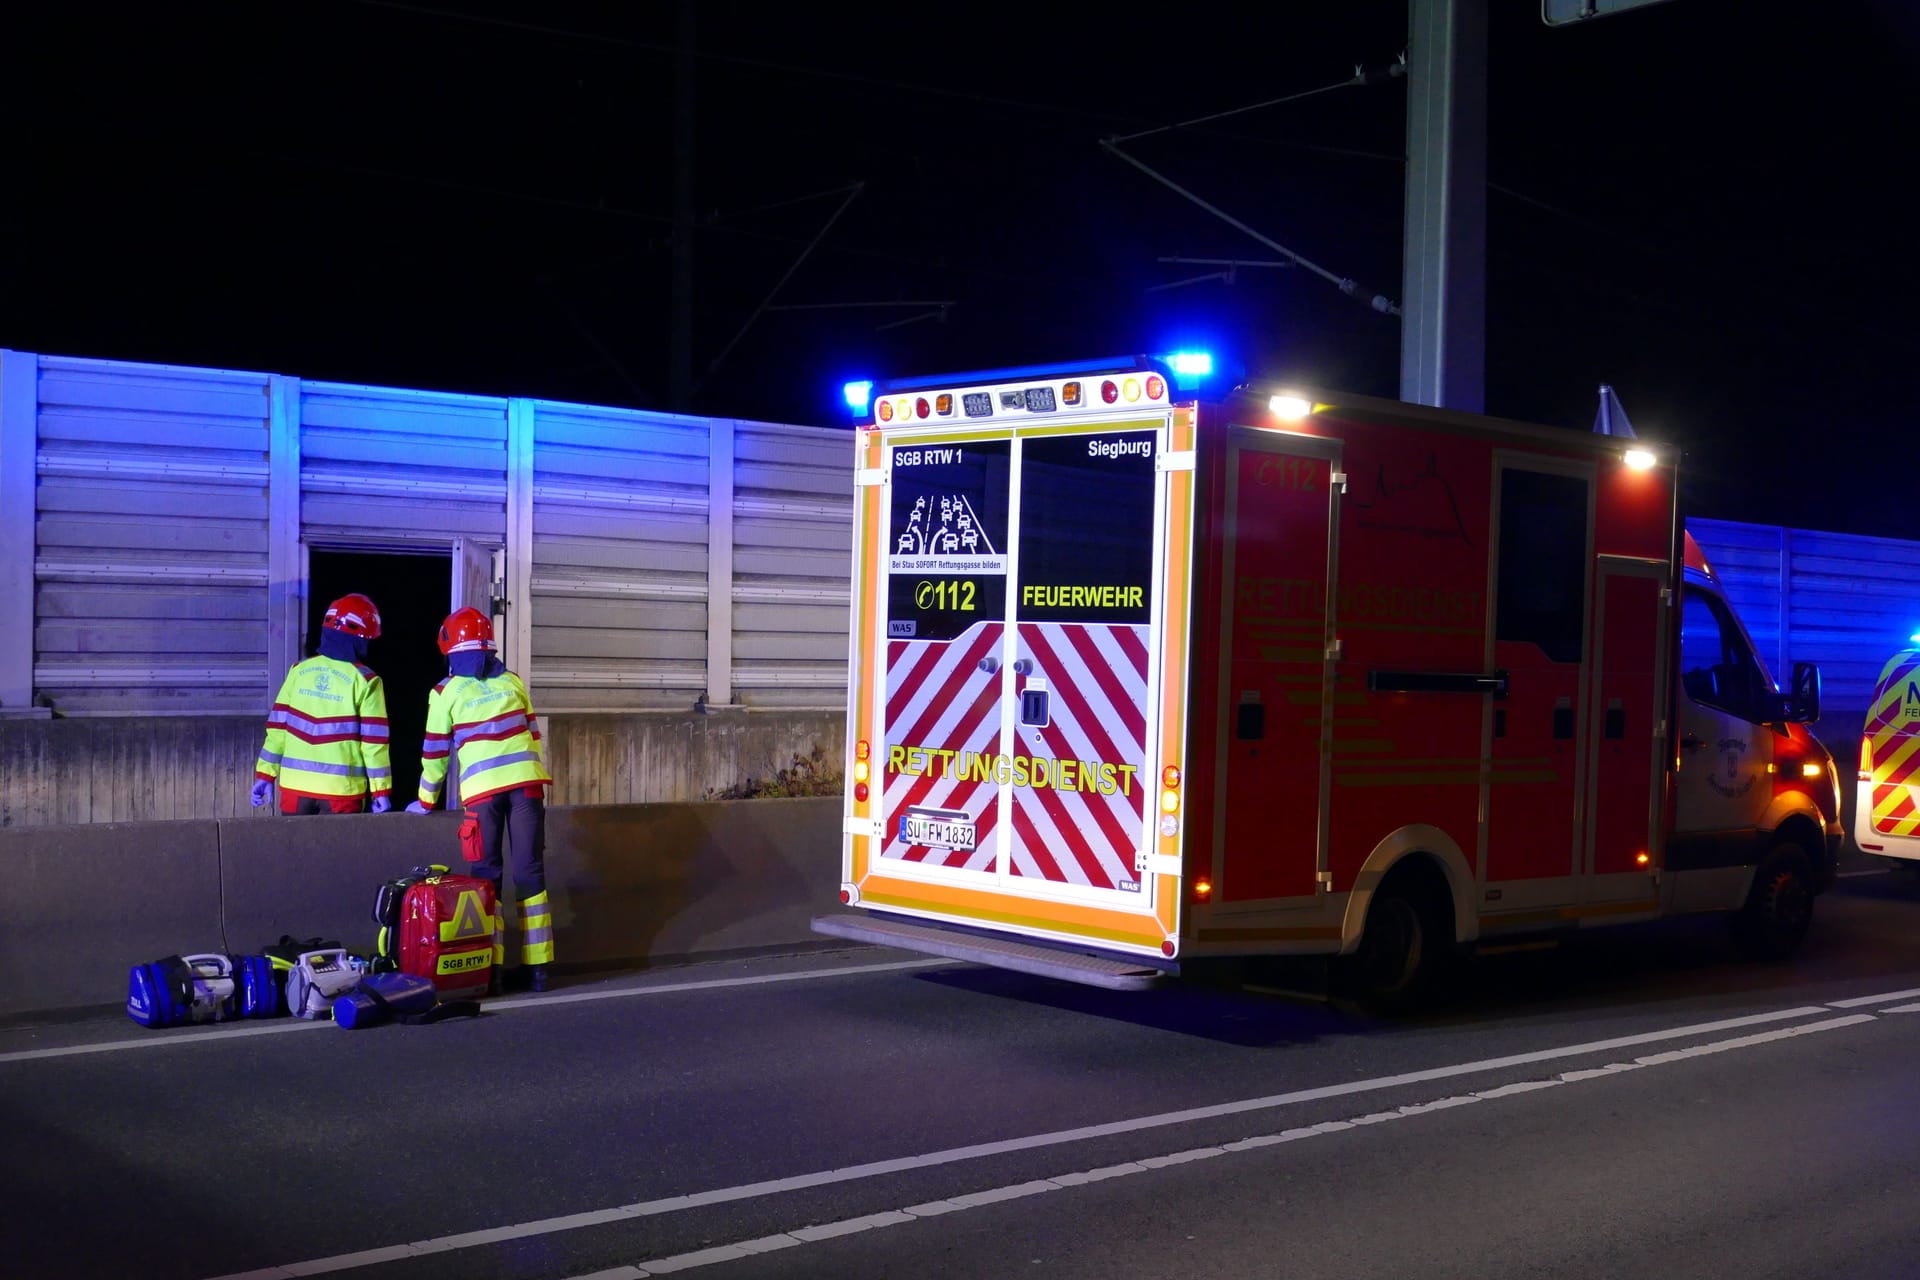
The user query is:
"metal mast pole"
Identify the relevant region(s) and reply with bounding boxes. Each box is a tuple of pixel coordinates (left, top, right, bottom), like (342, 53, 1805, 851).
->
(1400, 0, 1487, 411)
(669, 0, 695, 411)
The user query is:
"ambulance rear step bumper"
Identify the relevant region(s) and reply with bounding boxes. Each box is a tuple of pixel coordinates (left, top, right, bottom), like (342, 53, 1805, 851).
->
(811, 913, 1170, 991)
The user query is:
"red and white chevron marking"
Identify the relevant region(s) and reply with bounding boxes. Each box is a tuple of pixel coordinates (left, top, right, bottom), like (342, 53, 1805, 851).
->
(1009, 622, 1150, 891)
(881, 621, 1005, 871)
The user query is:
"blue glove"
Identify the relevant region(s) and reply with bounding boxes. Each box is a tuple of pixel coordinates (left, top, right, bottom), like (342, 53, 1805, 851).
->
(250, 779, 272, 808)
(406, 800, 431, 815)
(370, 795, 392, 814)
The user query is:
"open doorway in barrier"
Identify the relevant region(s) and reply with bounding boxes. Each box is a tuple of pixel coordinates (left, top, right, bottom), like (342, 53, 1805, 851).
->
(306, 549, 450, 807)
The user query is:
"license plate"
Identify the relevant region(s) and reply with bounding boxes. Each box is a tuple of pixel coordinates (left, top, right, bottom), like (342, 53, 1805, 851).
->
(899, 807, 976, 852)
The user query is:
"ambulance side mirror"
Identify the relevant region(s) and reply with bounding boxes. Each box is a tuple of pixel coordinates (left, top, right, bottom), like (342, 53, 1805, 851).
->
(1779, 661, 1821, 724)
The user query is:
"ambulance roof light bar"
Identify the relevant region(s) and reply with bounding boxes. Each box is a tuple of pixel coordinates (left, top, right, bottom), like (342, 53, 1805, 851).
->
(875, 354, 1174, 397)
(842, 380, 873, 413)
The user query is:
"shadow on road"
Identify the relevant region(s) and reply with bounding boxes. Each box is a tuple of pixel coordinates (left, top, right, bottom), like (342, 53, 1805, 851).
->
(909, 873, 1920, 1045)
(911, 961, 1370, 1048)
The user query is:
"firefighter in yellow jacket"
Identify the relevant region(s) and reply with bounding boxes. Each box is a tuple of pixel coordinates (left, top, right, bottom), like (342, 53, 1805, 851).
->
(407, 607, 556, 991)
(253, 593, 392, 814)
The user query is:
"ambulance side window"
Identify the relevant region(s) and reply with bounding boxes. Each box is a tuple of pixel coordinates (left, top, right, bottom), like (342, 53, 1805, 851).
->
(1678, 592, 1766, 722)
(1495, 468, 1588, 664)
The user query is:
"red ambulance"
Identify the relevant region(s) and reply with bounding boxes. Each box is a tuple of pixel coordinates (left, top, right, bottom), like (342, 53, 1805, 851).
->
(813, 358, 1839, 1004)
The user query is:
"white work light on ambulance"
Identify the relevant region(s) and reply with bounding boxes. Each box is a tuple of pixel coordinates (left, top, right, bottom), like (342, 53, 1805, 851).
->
(1269, 394, 1313, 420)
(1624, 448, 1656, 471)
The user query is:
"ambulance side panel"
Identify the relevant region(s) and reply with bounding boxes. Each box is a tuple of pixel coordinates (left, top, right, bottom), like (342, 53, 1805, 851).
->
(1184, 399, 1674, 953)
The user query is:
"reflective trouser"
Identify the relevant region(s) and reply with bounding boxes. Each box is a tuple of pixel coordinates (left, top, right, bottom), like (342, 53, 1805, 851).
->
(468, 787, 554, 966)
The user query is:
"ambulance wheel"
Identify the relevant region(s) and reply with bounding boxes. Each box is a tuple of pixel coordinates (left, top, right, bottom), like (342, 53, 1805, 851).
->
(1342, 882, 1449, 1012)
(1731, 842, 1815, 962)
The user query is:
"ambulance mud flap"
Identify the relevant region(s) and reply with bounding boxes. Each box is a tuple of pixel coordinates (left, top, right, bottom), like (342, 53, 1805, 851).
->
(810, 913, 1170, 991)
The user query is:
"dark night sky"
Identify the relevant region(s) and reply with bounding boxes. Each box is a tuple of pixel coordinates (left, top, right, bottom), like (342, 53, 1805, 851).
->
(4, 1, 1917, 535)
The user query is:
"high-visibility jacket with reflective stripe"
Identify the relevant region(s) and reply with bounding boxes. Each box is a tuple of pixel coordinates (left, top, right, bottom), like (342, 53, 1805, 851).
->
(256, 656, 393, 799)
(418, 669, 551, 808)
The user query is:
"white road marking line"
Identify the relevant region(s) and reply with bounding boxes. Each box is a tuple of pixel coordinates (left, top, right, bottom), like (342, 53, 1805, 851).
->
(200, 1002, 1836, 1280)
(1878, 1002, 1920, 1013)
(612, 1013, 1879, 1278)
(1827, 986, 1920, 1008)
(0, 960, 946, 1066)
(1836, 869, 1891, 879)
(0, 1020, 334, 1063)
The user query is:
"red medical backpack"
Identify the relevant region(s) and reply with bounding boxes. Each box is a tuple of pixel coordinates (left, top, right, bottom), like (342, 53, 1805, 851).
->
(371, 864, 496, 999)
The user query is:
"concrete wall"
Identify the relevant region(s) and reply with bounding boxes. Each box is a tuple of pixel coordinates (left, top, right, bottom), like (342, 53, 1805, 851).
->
(0, 797, 844, 1019)
(0, 710, 845, 828)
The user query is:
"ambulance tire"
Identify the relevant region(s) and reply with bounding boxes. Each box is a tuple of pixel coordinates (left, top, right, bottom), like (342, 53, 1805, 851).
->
(1731, 842, 1815, 962)
(1341, 877, 1453, 1012)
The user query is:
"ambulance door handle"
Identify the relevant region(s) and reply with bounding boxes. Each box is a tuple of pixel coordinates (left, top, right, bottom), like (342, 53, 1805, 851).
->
(1681, 733, 1705, 750)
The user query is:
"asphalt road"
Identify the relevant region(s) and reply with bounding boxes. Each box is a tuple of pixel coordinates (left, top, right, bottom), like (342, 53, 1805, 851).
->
(6, 864, 1920, 1280)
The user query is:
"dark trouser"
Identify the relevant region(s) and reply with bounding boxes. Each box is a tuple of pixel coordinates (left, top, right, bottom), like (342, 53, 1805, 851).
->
(468, 787, 546, 897)
(281, 792, 365, 815)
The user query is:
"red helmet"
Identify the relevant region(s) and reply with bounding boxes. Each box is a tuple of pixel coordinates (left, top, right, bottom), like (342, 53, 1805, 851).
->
(438, 606, 496, 656)
(323, 593, 382, 639)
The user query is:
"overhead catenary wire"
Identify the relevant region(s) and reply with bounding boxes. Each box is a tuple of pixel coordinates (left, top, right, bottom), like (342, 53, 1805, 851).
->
(1101, 139, 1401, 316)
(1108, 65, 1397, 144)
(695, 182, 867, 393)
(1102, 61, 1407, 317)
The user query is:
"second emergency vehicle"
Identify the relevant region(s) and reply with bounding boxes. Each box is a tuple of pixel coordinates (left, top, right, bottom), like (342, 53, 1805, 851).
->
(1856, 647, 1920, 872)
(813, 358, 1840, 1005)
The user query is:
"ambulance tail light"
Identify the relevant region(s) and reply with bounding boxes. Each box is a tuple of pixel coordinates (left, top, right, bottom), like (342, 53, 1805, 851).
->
(855, 741, 871, 802)
(1101, 380, 1119, 404)
(1191, 877, 1213, 903)
(1144, 374, 1166, 400)
(1860, 735, 1872, 783)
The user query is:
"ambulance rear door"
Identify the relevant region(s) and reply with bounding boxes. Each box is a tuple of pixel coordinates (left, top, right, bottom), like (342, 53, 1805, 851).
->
(853, 373, 1196, 960)
(1006, 421, 1166, 904)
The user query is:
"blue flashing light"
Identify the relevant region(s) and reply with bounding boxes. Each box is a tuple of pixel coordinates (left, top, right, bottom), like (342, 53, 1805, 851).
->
(1909, 632, 1920, 645)
(1169, 351, 1213, 377)
(842, 380, 873, 413)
